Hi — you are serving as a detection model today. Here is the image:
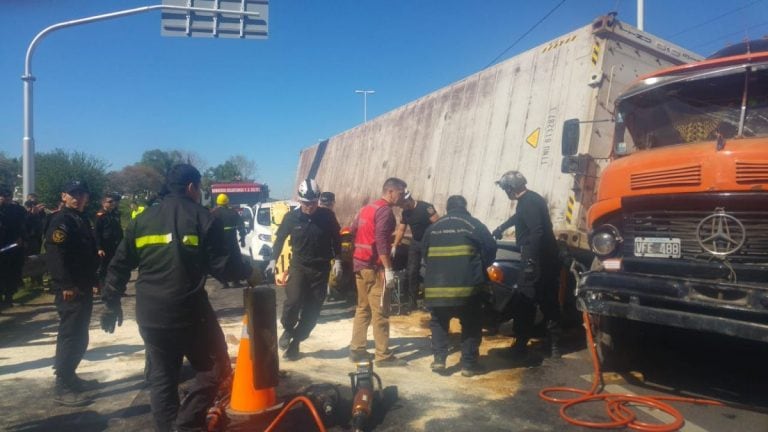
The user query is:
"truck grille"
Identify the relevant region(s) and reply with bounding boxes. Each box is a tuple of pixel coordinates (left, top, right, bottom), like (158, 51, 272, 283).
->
(622, 211, 768, 264)
(630, 165, 701, 190)
(736, 161, 768, 184)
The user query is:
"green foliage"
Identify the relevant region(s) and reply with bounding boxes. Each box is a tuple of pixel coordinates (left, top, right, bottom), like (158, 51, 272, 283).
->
(107, 164, 164, 201)
(139, 149, 185, 177)
(35, 149, 109, 213)
(206, 160, 242, 182)
(0, 152, 21, 193)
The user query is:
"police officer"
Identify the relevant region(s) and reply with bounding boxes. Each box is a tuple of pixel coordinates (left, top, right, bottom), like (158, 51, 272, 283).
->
(422, 195, 496, 377)
(94, 193, 123, 288)
(1, 186, 26, 307)
(318, 191, 336, 211)
(211, 193, 246, 288)
(101, 164, 260, 432)
(45, 180, 100, 406)
(392, 190, 439, 310)
(493, 170, 562, 360)
(266, 179, 342, 361)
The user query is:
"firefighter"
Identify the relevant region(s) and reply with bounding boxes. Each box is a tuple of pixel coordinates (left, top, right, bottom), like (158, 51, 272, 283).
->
(94, 193, 123, 288)
(493, 170, 562, 360)
(422, 195, 496, 377)
(0, 186, 26, 306)
(392, 190, 440, 311)
(348, 177, 409, 367)
(101, 164, 261, 432)
(211, 193, 246, 288)
(266, 179, 342, 360)
(44, 180, 100, 406)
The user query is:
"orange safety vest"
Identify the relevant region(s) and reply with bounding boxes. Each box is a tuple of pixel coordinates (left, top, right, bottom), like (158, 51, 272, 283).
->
(353, 198, 389, 264)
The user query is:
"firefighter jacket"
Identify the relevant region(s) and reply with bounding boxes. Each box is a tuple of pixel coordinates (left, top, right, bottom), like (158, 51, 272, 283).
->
(272, 207, 341, 269)
(211, 206, 245, 250)
(422, 208, 497, 308)
(94, 209, 123, 253)
(104, 193, 252, 329)
(44, 207, 99, 292)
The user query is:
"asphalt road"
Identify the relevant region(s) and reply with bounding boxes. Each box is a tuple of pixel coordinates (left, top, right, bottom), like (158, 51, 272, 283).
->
(1, 279, 766, 432)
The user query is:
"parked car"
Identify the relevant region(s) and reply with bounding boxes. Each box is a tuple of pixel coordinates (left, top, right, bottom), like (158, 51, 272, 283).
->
(242, 200, 299, 270)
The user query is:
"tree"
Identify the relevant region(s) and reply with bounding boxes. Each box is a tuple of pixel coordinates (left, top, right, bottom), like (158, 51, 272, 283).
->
(35, 149, 109, 213)
(138, 149, 184, 177)
(228, 154, 257, 181)
(206, 160, 242, 183)
(0, 152, 21, 193)
(107, 164, 164, 201)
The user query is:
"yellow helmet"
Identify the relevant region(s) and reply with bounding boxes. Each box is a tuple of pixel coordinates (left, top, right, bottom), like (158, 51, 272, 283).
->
(216, 193, 230, 206)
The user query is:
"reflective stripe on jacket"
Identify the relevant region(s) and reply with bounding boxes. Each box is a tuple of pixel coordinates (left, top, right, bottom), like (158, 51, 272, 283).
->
(422, 208, 497, 308)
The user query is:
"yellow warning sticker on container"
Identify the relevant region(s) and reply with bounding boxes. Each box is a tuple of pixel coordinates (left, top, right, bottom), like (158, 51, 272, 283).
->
(526, 128, 540, 148)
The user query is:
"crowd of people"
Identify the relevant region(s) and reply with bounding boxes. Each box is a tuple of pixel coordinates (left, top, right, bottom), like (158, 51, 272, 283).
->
(0, 164, 563, 431)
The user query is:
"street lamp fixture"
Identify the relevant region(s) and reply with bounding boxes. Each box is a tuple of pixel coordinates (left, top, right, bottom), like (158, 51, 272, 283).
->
(354, 89, 375, 123)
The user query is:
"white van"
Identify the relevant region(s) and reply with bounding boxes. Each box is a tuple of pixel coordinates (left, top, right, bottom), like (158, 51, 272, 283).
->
(242, 201, 299, 269)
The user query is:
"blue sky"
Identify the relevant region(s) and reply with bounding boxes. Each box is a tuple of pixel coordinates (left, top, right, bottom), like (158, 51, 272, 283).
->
(2, 0, 767, 198)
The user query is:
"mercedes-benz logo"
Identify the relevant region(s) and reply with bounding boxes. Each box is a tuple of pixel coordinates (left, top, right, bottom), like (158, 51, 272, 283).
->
(696, 208, 746, 257)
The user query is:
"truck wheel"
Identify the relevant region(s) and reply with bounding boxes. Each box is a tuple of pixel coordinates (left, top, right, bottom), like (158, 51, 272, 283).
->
(592, 315, 637, 372)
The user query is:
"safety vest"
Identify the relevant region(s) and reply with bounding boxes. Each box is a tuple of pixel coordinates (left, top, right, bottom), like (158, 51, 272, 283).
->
(353, 198, 389, 264)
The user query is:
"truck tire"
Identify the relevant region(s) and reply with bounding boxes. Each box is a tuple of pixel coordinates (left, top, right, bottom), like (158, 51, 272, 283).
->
(592, 315, 638, 372)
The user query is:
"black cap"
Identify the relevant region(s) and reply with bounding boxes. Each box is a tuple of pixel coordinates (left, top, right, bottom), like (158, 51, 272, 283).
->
(107, 192, 122, 201)
(166, 164, 201, 189)
(64, 180, 90, 195)
(0, 185, 11, 197)
(319, 191, 335, 205)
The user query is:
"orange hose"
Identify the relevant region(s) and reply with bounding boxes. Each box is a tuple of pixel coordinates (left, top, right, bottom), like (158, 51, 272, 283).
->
(263, 395, 328, 432)
(539, 311, 723, 431)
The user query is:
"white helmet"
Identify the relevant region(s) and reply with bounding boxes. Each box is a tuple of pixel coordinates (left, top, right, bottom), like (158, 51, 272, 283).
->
(495, 170, 527, 191)
(298, 178, 321, 202)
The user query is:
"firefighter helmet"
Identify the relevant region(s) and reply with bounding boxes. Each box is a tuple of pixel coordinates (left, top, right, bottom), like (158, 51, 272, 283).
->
(216, 193, 230, 206)
(298, 179, 321, 202)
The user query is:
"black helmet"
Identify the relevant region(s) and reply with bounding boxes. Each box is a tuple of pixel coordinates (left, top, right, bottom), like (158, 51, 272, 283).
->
(495, 170, 527, 191)
(298, 178, 321, 202)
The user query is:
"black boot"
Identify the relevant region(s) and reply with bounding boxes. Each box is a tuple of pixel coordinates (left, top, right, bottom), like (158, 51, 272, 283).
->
(283, 340, 300, 361)
(547, 321, 562, 359)
(53, 376, 93, 407)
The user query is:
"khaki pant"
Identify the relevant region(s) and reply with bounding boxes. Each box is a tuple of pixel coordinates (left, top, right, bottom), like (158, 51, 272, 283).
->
(350, 268, 392, 361)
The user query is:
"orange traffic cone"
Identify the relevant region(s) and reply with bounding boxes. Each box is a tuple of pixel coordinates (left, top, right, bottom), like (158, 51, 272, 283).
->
(228, 315, 277, 414)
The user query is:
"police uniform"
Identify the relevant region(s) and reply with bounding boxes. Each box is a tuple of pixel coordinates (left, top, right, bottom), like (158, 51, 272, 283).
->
(104, 166, 253, 432)
(496, 189, 562, 350)
(45, 201, 99, 391)
(400, 200, 437, 306)
(422, 203, 496, 372)
(272, 206, 341, 356)
(94, 205, 123, 286)
(0, 197, 27, 305)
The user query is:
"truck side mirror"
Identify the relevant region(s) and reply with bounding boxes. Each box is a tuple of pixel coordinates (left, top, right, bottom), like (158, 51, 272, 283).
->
(561, 154, 590, 175)
(562, 119, 580, 156)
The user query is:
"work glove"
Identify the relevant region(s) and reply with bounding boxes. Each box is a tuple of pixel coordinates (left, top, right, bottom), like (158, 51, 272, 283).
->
(247, 266, 264, 287)
(515, 259, 540, 299)
(384, 268, 396, 291)
(264, 259, 277, 278)
(240, 238, 246, 248)
(492, 228, 504, 240)
(100, 300, 123, 334)
(390, 245, 397, 259)
(332, 260, 343, 279)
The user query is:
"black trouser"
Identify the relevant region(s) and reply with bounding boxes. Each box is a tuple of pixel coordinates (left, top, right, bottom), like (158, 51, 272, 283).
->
(281, 262, 329, 342)
(429, 296, 483, 367)
(0, 249, 24, 301)
(140, 320, 224, 432)
(97, 245, 117, 287)
(513, 257, 561, 340)
(54, 290, 93, 380)
(406, 241, 422, 304)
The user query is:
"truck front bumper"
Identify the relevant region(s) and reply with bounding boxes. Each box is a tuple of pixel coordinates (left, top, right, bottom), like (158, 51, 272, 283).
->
(578, 271, 768, 343)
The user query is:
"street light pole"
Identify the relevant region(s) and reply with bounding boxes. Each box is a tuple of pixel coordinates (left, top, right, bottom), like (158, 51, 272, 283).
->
(354, 89, 375, 123)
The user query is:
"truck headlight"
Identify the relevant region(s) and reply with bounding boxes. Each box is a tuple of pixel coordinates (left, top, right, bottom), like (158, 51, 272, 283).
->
(590, 224, 622, 257)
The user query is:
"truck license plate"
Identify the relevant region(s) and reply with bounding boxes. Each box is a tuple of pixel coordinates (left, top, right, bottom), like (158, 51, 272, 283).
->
(634, 237, 681, 258)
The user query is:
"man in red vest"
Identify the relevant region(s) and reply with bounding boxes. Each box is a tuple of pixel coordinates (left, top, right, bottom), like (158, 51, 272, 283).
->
(348, 177, 408, 367)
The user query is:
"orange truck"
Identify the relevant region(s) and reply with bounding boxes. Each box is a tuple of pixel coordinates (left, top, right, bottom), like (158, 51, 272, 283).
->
(566, 40, 768, 366)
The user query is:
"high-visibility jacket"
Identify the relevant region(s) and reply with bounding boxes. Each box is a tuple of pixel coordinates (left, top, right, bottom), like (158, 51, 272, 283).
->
(104, 193, 251, 328)
(352, 198, 389, 265)
(421, 208, 497, 308)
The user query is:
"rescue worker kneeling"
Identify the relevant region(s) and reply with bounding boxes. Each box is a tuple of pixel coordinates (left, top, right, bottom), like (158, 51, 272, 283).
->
(422, 195, 497, 377)
(101, 164, 261, 432)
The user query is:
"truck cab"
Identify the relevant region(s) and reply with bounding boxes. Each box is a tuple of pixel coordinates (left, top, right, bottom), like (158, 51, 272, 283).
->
(574, 42, 768, 364)
(243, 201, 299, 269)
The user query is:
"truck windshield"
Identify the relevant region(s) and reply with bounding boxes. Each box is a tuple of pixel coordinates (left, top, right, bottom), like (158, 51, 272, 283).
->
(614, 64, 768, 153)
